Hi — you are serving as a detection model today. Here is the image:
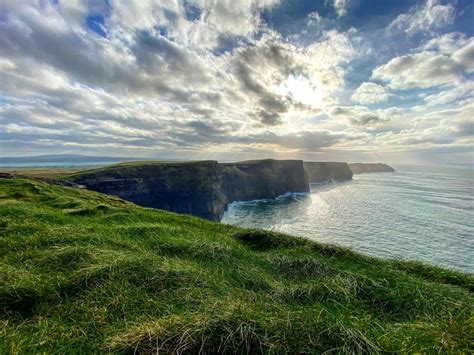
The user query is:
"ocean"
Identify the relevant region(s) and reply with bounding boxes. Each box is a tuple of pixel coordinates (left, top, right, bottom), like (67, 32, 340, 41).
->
(222, 165, 474, 273)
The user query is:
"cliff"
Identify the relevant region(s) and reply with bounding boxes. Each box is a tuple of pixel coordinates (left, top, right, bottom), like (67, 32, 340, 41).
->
(69, 160, 394, 220)
(222, 159, 309, 201)
(349, 163, 395, 174)
(70, 159, 309, 221)
(70, 161, 228, 221)
(303, 162, 353, 183)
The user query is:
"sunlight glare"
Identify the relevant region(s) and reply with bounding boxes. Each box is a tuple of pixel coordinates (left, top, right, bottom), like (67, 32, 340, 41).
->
(281, 75, 322, 107)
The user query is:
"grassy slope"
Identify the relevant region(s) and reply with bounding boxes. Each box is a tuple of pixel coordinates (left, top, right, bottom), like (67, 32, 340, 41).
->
(1, 178, 473, 354)
(0, 167, 86, 179)
(0, 161, 208, 181)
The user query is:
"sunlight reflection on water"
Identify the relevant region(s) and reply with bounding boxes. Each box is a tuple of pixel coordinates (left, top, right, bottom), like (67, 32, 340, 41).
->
(222, 165, 474, 272)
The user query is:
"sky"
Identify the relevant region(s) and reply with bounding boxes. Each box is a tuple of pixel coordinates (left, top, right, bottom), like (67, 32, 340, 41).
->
(0, 0, 473, 164)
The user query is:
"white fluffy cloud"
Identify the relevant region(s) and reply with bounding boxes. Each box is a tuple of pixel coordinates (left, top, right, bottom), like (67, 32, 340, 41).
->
(372, 34, 474, 89)
(388, 0, 455, 36)
(351, 82, 390, 105)
(110, 0, 281, 48)
(423, 81, 474, 106)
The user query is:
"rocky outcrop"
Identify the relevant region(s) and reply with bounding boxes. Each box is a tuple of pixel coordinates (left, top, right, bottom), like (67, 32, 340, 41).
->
(349, 163, 395, 174)
(303, 162, 353, 183)
(71, 159, 309, 221)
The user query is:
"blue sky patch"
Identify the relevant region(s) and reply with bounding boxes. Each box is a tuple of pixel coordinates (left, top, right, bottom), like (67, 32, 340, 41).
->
(86, 14, 106, 38)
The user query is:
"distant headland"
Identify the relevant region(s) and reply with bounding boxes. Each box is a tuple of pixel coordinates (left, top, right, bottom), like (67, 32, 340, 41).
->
(348, 163, 395, 174)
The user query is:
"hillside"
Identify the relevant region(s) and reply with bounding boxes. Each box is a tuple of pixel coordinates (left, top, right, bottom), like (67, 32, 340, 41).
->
(1, 177, 473, 353)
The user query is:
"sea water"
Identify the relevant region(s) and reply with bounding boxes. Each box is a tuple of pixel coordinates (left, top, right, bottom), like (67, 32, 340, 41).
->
(222, 165, 474, 273)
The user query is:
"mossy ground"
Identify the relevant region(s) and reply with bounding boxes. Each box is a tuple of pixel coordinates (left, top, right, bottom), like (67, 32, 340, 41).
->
(1, 178, 473, 353)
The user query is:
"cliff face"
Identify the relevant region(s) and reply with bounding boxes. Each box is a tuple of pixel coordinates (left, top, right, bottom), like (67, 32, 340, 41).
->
(222, 159, 309, 201)
(70, 159, 394, 220)
(71, 161, 229, 221)
(349, 163, 395, 174)
(303, 162, 353, 183)
(71, 159, 309, 221)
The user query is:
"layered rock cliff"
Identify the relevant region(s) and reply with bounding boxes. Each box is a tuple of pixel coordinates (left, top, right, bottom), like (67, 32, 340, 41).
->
(70, 159, 393, 220)
(303, 162, 353, 183)
(70, 161, 228, 221)
(349, 163, 395, 174)
(71, 159, 309, 221)
(222, 159, 309, 201)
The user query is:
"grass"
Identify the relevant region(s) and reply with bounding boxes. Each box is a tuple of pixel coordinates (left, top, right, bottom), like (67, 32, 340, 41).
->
(66, 160, 216, 180)
(0, 167, 86, 179)
(1, 177, 473, 353)
(0, 160, 210, 181)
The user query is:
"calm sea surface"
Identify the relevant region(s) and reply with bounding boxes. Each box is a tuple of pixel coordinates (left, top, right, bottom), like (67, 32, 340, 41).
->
(222, 165, 474, 273)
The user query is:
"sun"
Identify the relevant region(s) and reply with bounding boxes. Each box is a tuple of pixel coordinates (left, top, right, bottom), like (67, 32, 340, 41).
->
(280, 75, 323, 108)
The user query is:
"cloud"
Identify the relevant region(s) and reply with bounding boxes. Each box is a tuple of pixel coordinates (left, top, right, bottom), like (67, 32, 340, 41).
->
(230, 34, 297, 125)
(388, 0, 455, 36)
(330, 0, 348, 18)
(0, 3, 222, 104)
(330, 106, 404, 127)
(233, 130, 349, 151)
(372, 34, 474, 89)
(0, 1, 472, 163)
(423, 81, 474, 106)
(351, 82, 390, 105)
(110, 0, 281, 49)
(228, 29, 355, 125)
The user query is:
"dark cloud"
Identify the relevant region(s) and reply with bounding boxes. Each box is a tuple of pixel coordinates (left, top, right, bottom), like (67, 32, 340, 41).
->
(133, 31, 211, 84)
(331, 106, 397, 127)
(331, 107, 351, 116)
(270, 130, 346, 150)
(258, 111, 283, 126)
(229, 130, 348, 151)
(350, 113, 382, 126)
(186, 120, 232, 136)
(454, 120, 473, 137)
(232, 37, 301, 125)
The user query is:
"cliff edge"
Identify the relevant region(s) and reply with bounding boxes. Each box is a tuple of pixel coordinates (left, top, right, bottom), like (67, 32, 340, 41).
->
(70, 159, 309, 221)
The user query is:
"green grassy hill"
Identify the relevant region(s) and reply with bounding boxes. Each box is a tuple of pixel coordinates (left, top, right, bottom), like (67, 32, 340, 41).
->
(1, 178, 473, 353)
